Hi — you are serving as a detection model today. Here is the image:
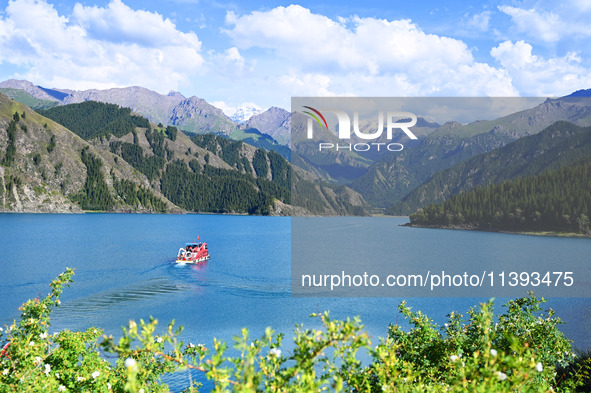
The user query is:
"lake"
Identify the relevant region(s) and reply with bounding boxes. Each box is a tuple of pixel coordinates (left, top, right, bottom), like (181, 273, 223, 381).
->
(1, 213, 590, 390)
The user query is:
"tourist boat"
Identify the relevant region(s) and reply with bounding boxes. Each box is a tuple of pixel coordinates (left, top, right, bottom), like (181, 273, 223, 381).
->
(176, 238, 210, 264)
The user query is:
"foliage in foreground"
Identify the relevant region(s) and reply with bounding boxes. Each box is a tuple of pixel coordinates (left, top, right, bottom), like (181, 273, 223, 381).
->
(0, 269, 589, 392)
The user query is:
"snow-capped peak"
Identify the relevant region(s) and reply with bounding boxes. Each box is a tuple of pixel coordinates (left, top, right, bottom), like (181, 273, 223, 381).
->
(231, 104, 263, 123)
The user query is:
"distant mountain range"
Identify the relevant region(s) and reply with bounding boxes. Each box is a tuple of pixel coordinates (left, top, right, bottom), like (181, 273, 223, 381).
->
(0, 79, 291, 147)
(2, 78, 591, 220)
(344, 95, 591, 209)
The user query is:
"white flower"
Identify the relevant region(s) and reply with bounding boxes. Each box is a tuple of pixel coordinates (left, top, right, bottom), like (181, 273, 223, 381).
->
(450, 355, 459, 362)
(444, 323, 449, 328)
(188, 343, 195, 348)
(124, 358, 137, 368)
(139, 389, 144, 393)
(269, 348, 282, 357)
(39, 332, 48, 339)
(34, 356, 42, 365)
(536, 362, 544, 372)
(44, 364, 51, 376)
(77, 376, 85, 382)
(107, 382, 111, 390)
(58, 385, 66, 392)
(156, 337, 163, 343)
(29, 341, 35, 346)
(490, 349, 497, 357)
(92, 371, 100, 379)
(56, 300, 61, 305)
(2, 369, 8, 376)
(0, 327, 3, 332)
(55, 373, 60, 379)
(496, 371, 507, 381)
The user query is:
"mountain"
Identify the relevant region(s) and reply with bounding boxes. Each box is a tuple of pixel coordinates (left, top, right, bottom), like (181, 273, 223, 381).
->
(2, 80, 237, 137)
(189, 132, 369, 215)
(39, 100, 292, 214)
(0, 80, 297, 147)
(389, 121, 591, 215)
(349, 95, 591, 209)
(408, 157, 591, 235)
(243, 107, 291, 145)
(0, 88, 59, 110)
(227, 127, 291, 159)
(1, 95, 367, 215)
(0, 94, 288, 214)
(0, 80, 62, 102)
(567, 89, 591, 97)
(62, 85, 183, 126)
(0, 92, 177, 213)
(230, 104, 262, 123)
(62, 86, 237, 136)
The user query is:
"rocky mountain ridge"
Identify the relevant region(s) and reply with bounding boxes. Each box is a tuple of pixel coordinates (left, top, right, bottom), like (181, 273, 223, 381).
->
(0, 79, 287, 146)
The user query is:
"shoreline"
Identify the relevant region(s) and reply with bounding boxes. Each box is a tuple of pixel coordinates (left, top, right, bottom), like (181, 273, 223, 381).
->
(402, 223, 591, 239)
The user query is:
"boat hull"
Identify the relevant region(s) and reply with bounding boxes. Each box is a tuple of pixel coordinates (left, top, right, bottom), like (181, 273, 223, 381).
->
(175, 255, 210, 264)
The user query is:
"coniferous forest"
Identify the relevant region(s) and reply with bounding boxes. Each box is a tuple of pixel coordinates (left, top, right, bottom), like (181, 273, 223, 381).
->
(39, 101, 150, 140)
(409, 159, 591, 234)
(32, 101, 292, 214)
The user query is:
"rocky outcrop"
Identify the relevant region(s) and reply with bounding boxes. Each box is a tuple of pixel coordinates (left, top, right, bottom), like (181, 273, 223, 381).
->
(244, 107, 291, 145)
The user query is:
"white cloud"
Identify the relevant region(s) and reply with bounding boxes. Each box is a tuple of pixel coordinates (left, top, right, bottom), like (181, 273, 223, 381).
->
(209, 46, 251, 77)
(224, 5, 516, 97)
(464, 11, 491, 32)
(491, 40, 591, 95)
(1, 0, 589, 108)
(498, 6, 563, 43)
(211, 100, 237, 116)
(225, 5, 474, 74)
(278, 73, 338, 97)
(72, 0, 201, 48)
(0, 0, 204, 92)
(499, 4, 591, 43)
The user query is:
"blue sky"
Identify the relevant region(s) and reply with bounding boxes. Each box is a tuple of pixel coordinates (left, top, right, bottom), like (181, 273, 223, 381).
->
(1, 0, 590, 115)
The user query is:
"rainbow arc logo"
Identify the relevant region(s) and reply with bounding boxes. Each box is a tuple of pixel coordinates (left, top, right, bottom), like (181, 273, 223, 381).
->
(302, 106, 328, 131)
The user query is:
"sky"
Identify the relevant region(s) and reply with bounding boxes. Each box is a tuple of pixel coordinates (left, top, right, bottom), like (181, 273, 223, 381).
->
(1, 0, 591, 116)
